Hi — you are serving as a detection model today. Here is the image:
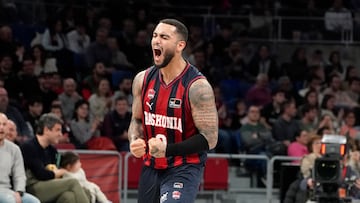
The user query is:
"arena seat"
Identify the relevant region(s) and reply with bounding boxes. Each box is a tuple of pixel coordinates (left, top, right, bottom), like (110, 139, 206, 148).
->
(203, 157, 229, 190)
(54, 143, 76, 150)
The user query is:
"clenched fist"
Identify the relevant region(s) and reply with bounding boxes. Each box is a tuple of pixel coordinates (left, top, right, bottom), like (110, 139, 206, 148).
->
(130, 138, 146, 158)
(148, 137, 166, 158)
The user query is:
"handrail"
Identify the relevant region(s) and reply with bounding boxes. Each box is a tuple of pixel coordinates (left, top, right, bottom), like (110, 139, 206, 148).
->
(266, 156, 302, 203)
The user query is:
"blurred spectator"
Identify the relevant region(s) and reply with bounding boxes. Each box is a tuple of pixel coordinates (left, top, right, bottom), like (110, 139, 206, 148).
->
(344, 65, 360, 86)
(37, 73, 58, 113)
(346, 77, 360, 104)
(272, 100, 300, 152)
(308, 49, 326, 68)
(277, 76, 303, 105)
(23, 97, 43, 137)
(299, 89, 319, 111)
(298, 75, 324, 98)
(58, 78, 82, 122)
(300, 134, 322, 178)
(245, 73, 272, 107)
(70, 100, 115, 150)
(112, 76, 133, 109)
(319, 94, 342, 131)
(67, 21, 90, 54)
(0, 25, 16, 56)
(107, 36, 134, 71)
(41, 18, 67, 53)
(81, 62, 109, 99)
(222, 40, 249, 80)
(49, 104, 71, 144)
(325, 51, 344, 80)
(323, 74, 358, 108)
(0, 87, 31, 142)
(240, 105, 271, 187)
(0, 113, 40, 203)
(348, 147, 360, 176)
(318, 114, 337, 134)
(49, 72, 63, 94)
(248, 0, 273, 38)
(6, 56, 40, 104)
(21, 113, 90, 203)
(88, 78, 112, 122)
(339, 109, 359, 139)
(248, 44, 278, 81)
(261, 89, 286, 128)
(85, 28, 112, 71)
(189, 48, 216, 84)
(324, 0, 353, 40)
(298, 104, 318, 132)
(70, 100, 101, 148)
(282, 47, 308, 86)
(31, 45, 58, 76)
(5, 119, 18, 144)
(287, 130, 310, 163)
(101, 96, 131, 152)
(229, 99, 247, 130)
(59, 151, 111, 203)
(185, 23, 205, 59)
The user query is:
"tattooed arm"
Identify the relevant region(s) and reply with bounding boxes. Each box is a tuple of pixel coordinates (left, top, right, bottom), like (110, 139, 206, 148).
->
(128, 70, 146, 158)
(189, 78, 218, 150)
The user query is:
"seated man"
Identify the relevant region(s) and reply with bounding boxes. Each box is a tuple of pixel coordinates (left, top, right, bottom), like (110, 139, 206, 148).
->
(21, 113, 90, 203)
(0, 113, 40, 203)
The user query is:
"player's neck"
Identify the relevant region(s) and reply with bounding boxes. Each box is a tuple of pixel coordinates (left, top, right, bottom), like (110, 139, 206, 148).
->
(160, 57, 187, 85)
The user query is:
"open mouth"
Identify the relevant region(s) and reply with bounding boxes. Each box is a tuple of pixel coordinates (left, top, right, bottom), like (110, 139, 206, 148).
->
(153, 48, 162, 57)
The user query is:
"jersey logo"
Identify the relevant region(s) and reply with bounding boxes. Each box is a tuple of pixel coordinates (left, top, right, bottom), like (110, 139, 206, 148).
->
(169, 98, 181, 108)
(146, 101, 153, 110)
(148, 89, 156, 100)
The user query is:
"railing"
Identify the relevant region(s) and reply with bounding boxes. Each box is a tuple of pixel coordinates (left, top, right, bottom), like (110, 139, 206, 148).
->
(55, 149, 313, 203)
(266, 156, 302, 203)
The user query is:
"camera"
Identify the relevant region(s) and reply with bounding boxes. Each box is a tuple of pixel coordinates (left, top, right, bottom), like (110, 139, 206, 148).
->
(312, 134, 351, 203)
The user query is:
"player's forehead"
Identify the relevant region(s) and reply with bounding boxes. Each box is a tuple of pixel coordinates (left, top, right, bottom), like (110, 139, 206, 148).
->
(153, 23, 177, 35)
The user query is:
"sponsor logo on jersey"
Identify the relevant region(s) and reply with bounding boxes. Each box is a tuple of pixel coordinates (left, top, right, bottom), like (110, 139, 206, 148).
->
(144, 111, 182, 133)
(169, 98, 182, 108)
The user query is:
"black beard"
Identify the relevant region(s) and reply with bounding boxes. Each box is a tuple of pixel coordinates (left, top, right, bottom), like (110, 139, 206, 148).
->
(154, 50, 174, 69)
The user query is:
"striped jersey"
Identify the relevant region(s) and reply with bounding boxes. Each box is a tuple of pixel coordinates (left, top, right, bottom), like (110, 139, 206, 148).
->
(141, 63, 207, 169)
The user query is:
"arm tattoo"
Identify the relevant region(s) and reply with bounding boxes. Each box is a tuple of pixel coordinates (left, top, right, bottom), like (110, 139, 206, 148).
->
(128, 118, 143, 142)
(128, 71, 145, 143)
(189, 79, 219, 149)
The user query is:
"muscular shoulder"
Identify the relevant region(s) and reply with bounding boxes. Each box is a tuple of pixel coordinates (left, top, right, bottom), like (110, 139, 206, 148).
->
(188, 79, 214, 105)
(132, 70, 146, 93)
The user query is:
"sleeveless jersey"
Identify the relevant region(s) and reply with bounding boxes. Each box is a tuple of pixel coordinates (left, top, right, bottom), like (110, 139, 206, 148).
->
(141, 63, 207, 169)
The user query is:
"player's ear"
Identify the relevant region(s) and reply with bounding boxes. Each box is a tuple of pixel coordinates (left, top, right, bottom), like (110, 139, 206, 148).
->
(177, 40, 186, 51)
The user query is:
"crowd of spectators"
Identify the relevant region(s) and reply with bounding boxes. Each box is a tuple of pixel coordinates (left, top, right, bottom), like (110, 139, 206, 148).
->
(0, 0, 360, 195)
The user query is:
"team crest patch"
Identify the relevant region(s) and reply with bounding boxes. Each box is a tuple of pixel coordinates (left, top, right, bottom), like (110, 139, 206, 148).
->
(172, 191, 181, 200)
(169, 98, 181, 108)
(148, 89, 155, 99)
(173, 182, 183, 189)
